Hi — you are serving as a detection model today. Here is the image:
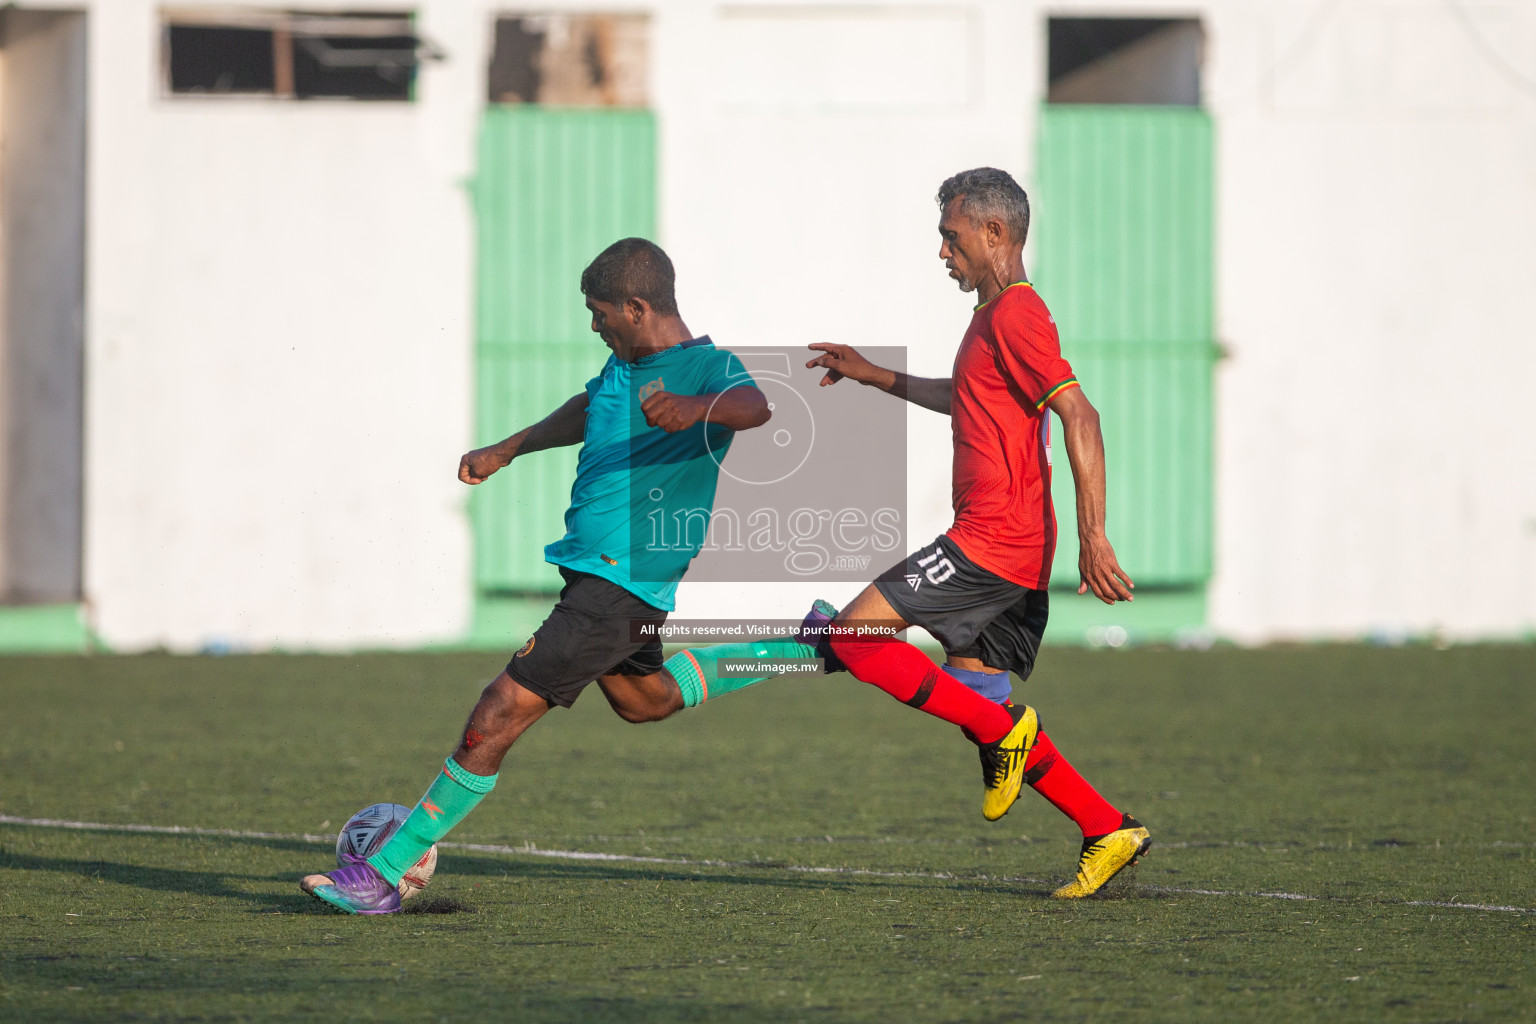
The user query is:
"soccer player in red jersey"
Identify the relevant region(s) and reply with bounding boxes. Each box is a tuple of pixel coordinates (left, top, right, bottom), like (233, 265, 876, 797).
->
(805, 167, 1150, 898)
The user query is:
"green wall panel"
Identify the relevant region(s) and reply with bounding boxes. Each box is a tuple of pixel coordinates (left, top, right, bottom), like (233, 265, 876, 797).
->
(0, 603, 94, 653)
(1036, 105, 1214, 588)
(1036, 106, 1212, 345)
(474, 107, 657, 592)
(1048, 340, 1213, 586)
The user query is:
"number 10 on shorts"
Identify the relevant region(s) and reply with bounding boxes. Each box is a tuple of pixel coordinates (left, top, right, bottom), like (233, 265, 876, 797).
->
(918, 546, 956, 585)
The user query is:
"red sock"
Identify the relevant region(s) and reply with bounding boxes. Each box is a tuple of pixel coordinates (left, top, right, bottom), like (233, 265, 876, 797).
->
(1023, 731, 1123, 836)
(831, 635, 1014, 744)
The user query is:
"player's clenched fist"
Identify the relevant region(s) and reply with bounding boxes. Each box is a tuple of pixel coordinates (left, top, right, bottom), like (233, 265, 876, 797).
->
(641, 391, 707, 433)
(459, 444, 513, 485)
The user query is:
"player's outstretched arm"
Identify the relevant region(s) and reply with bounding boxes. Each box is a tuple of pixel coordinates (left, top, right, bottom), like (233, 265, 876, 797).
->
(640, 386, 771, 434)
(1050, 386, 1135, 605)
(458, 392, 590, 485)
(805, 343, 952, 415)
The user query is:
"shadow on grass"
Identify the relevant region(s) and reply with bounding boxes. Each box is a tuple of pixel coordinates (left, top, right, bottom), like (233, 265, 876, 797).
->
(436, 849, 1049, 891)
(0, 825, 335, 859)
(400, 894, 476, 914)
(0, 849, 296, 911)
(0, 841, 1068, 918)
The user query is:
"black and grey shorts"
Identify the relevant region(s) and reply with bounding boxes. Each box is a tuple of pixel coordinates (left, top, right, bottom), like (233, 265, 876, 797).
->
(873, 534, 1049, 681)
(504, 568, 668, 708)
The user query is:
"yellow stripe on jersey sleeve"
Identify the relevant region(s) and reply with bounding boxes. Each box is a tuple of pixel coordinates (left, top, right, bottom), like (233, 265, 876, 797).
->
(1035, 377, 1080, 411)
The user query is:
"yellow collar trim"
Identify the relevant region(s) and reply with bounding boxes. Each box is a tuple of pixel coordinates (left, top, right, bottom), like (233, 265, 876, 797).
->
(973, 280, 1033, 312)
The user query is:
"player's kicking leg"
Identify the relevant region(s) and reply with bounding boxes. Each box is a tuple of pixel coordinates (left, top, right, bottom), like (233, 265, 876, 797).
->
(300, 589, 841, 914)
(301, 570, 667, 914)
(300, 667, 549, 914)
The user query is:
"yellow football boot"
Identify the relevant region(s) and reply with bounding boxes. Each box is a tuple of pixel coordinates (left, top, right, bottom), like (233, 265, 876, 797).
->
(979, 703, 1040, 821)
(1051, 814, 1152, 899)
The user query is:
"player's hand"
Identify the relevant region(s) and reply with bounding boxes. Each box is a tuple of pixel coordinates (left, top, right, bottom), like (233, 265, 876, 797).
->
(805, 343, 891, 389)
(459, 443, 514, 485)
(641, 391, 707, 433)
(1077, 533, 1134, 605)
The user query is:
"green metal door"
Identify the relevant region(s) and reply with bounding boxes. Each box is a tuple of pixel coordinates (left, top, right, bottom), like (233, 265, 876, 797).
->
(1035, 105, 1215, 590)
(474, 107, 657, 593)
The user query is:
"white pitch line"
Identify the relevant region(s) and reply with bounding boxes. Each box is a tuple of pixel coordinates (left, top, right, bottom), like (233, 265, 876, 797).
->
(1, 814, 1530, 916)
(0, 814, 337, 845)
(1401, 899, 1536, 913)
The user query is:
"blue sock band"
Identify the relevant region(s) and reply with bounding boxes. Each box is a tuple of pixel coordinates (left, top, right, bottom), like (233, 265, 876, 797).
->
(942, 665, 1012, 704)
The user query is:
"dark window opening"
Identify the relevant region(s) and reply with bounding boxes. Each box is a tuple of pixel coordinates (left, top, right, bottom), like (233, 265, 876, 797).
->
(168, 26, 274, 93)
(487, 14, 648, 107)
(487, 18, 545, 104)
(1047, 17, 1203, 106)
(293, 22, 421, 98)
(164, 10, 442, 100)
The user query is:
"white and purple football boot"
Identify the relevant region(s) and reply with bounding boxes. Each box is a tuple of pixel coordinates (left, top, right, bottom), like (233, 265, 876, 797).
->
(797, 598, 845, 674)
(300, 861, 401, 915)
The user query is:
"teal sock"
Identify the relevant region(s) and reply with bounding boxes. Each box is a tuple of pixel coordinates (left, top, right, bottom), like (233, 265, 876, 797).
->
(368, 758, 497, 885)
(665, 639, 820, 708)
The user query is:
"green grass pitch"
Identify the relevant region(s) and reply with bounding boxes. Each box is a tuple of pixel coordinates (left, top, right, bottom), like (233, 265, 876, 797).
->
(1, 644, 1533, 1022)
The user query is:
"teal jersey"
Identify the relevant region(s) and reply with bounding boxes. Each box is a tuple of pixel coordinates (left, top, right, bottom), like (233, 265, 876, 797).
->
(544, 337, 753, 611)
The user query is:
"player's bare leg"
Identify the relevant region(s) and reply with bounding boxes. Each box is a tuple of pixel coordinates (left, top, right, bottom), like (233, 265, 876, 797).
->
(305, 665, 689, 914)
(300, 597, 841, 913)
(596, 670, 686, 723)
(300, 672, 552, 914)
(452, 671, 556, 774)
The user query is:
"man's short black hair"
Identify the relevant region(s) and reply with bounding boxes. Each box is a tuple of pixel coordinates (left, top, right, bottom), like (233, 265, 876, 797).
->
(580, 238, 678, 315)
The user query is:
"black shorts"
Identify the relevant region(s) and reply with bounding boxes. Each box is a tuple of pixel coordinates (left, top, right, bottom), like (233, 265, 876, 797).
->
(873, 534, 1049, 681)
(504, 568, 668, 708)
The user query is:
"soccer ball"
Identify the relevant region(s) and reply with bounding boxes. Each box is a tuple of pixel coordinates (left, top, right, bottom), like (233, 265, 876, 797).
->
(335, 802, 438, 900)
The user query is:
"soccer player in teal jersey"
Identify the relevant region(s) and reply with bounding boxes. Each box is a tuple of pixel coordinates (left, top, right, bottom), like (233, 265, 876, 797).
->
(301, 239, 839, 914)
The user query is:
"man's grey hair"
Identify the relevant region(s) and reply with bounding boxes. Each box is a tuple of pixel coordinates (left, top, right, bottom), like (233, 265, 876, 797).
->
(936, 167, 1030, 245)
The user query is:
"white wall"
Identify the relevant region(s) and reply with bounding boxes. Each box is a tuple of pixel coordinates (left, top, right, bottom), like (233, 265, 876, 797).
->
(64, 0, 1536, 647)
(85, 1, 483, 649)
(1202, 0, 1536, 641)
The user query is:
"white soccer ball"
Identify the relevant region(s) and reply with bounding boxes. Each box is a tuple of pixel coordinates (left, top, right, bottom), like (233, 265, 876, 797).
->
(335, 802, 438, 900)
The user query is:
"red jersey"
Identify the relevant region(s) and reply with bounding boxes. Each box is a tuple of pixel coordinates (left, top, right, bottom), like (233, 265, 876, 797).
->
(945, 282, 1079, 589)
